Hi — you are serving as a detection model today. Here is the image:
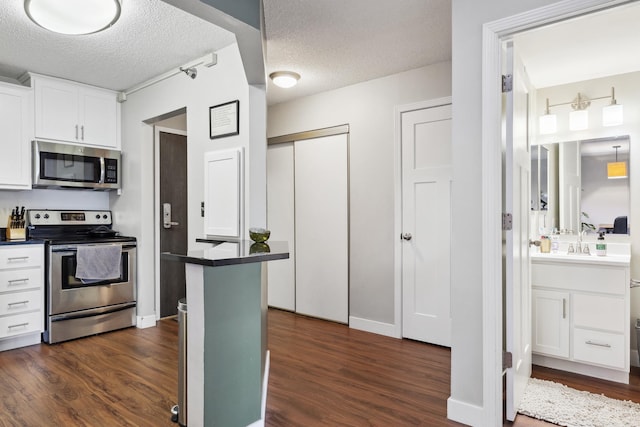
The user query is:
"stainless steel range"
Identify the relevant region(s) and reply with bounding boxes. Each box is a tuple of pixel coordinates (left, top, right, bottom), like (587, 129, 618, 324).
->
(26, 209, 137, 343)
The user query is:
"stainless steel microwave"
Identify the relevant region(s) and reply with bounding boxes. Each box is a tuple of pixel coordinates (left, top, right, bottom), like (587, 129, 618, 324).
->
(32, 140, 121, 190)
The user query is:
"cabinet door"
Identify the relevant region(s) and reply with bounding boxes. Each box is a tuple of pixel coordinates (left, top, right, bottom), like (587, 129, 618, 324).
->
(0, 84, 32, 189)
(294, 134, 348, 323)
(80, 88, 118, 148)
(532, 289, 570, 358)
(34, 77, 79, 142)
(204, 148, 242, 238)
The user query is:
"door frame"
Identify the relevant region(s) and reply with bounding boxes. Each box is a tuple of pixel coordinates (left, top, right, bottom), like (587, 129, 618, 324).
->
(481, 0, 630, 423)
(154, 125, 188, 319)
(394, 97, 452, 339)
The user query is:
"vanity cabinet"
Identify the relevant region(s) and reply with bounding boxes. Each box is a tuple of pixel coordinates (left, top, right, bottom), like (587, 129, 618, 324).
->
(30, 74, 119, 148)
(531, 255, 630, 383)
(0, 244, 44, 351)
(0, 82, 32, 190)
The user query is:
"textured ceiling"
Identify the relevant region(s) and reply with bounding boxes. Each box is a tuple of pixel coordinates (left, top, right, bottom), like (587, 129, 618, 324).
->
(263, 0, 452, 105)
(0, 0, 236, 91)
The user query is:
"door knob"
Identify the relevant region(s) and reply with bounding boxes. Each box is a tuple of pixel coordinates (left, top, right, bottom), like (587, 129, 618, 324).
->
(529, 239, 540, 247)
(401, 233, 412, 241)
(163, 203, 179, 229)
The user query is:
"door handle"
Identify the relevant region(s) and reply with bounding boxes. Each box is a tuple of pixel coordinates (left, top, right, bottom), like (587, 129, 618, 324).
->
(401, 233, 412, 241)
(163, 203, 179, 229)
(529, 239, 541, 247)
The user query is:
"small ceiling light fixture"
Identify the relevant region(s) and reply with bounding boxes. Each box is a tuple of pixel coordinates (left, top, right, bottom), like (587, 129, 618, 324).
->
(607, 145, 628, 179)
(180, 67, 198, 80)
(24, 0, 122, 35)
(539, 87, 623, 134)
(270, 71, 300, 89)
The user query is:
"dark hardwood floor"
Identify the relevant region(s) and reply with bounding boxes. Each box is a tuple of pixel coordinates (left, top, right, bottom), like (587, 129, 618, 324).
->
(0, 309, 638, 426)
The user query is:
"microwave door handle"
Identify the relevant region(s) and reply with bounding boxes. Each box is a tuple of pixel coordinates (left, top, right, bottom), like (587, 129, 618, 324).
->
(99, 157, 105, 184)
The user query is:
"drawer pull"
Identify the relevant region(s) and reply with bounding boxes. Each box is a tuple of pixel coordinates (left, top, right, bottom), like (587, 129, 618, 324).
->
(7, 278, 29, 285)
(7, 256, 29, 261)
(8, 322, 29, 329)
(585, 340, 612, 348)
(8, 300, 29, 307)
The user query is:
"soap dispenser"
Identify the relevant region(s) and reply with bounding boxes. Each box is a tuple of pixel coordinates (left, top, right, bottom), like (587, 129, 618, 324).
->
(596, 232, 607, 256)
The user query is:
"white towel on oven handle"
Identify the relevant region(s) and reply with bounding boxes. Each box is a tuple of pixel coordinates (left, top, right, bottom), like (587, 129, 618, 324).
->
(75, 244, 122, 280)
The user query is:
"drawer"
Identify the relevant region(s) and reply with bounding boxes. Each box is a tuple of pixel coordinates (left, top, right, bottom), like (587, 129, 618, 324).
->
(0, 246, 43, 270)
(0, 290, 42, 316)
(0, 311, 42, 339)
(573, 328, 625, 369)
(0, 268, 43, 293)
(573, 294, 625, 332)
(532, 262, 627, 295)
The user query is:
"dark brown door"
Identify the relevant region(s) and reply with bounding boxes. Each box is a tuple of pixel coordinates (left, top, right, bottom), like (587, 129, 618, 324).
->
(159, 130, 188, 317)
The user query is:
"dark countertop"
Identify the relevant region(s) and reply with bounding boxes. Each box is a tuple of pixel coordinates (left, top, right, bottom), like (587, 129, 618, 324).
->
(0, 233, 45, 246)
(161, 239, 289, 267)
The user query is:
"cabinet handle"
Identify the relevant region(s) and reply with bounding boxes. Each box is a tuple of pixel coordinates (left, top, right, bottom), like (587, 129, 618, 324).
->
(8, 256, 29, 261)
(585, 340, 612, 348)
(8, 322, 29, 329)
(562, 298, 566, 319)
(8, 300, 29, 307)
(81, 125, 84, 140)
(8, 278, 29, 285)
(75, 124, 79, 140)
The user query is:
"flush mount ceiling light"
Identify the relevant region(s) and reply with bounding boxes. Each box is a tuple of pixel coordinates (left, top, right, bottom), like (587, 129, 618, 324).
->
(269, 71, 300, 89)
(539, 87, 623, 134)
(24, 0, 122, 35)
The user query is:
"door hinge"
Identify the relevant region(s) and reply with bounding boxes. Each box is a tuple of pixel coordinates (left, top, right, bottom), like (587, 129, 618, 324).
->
(502, 213, 513, 231)
(502, 74, 513, 93)
(503, 351, 513, 370)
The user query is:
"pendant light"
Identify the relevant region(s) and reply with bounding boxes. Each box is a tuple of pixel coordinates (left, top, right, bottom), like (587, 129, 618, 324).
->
(607, 145, 627, 179)
(24, 0, 122, 35)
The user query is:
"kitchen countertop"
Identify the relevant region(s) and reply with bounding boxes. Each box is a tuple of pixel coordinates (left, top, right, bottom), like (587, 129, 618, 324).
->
(161, 239, 289, 267)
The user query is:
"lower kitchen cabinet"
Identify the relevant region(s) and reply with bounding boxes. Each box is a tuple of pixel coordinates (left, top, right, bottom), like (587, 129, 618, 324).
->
(531, 255, 630, 383)
(0, 244, 44, 351)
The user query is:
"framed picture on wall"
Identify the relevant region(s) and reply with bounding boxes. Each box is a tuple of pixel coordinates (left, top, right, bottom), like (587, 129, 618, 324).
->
(209, 100, 240, 139)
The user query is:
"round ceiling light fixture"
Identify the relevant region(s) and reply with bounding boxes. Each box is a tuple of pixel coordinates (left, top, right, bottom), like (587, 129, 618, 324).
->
(269, 71, 300, 89)
(24, 0, 122, 35)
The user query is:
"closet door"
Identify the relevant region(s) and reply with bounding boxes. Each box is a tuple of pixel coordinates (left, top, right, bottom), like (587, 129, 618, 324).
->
(266, 143, 296, 311)
(294, 134, 349, 323)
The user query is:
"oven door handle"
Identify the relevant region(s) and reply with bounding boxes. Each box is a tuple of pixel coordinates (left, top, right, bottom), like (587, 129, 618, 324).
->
(51, 244, 137, 253)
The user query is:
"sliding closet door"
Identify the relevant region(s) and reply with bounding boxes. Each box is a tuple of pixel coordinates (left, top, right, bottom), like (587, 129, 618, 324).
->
(294, 134, 349, 323)
(266, 143, 296, 311)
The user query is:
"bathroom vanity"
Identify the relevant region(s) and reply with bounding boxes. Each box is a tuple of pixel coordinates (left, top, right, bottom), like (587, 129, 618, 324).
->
(531, 243, 631, 383)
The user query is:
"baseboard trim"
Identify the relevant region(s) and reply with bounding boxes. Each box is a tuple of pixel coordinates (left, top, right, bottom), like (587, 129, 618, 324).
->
(0, 332, 41, 351)
(349, 316, 400, 338)
(136, 315, 156, 329)
(447, 396, 481, 426)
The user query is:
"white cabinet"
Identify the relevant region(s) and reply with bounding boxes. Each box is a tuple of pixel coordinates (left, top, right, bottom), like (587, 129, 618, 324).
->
(31, 74, 119, 148)
(203, 148, 243, 238)
(0, 244, 44, 351)
(531, 255, 630, 383)
(0, 82, 32, 190)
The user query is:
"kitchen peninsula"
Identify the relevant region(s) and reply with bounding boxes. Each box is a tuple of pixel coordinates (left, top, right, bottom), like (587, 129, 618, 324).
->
(162, 239, 288, 427)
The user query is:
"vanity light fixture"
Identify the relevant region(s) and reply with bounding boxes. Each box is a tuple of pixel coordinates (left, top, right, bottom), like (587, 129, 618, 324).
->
(24, 0, 122, 35)
(269, 71, 301, 89)
(539, 87, 623, 134)
(607, 145, 628, 179)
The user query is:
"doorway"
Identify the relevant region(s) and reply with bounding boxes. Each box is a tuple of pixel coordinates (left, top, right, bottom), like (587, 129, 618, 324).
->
(153, 115, 188, 318)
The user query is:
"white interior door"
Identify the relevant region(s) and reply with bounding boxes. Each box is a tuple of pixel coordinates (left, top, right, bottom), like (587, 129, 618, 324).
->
(294, 134, 349, 323)
(505, 41, 533, 421)
(401, 103, 452, 347)
(266, 143, 296, 311)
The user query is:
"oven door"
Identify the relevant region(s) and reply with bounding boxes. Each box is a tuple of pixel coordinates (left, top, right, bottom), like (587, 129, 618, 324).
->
(49, 243, 136, 315)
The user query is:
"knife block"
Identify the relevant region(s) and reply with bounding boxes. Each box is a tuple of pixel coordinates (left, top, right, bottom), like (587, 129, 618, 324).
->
(6, 216, 25, 241)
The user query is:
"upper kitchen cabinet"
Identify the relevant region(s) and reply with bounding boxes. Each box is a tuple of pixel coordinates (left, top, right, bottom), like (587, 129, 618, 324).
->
(28, 74, 120, 149)
(0, 82, 32, 190)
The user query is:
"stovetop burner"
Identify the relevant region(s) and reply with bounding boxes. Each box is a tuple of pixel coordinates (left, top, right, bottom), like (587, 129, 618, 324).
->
(26, 209, 136, 244)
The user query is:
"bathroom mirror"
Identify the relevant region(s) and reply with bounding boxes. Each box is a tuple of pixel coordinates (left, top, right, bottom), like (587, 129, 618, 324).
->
(531, 135, 630, 236)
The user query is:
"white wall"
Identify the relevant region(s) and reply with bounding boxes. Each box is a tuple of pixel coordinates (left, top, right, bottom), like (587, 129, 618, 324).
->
(268, 62, 451, 329)
(112, 43, 261, 321)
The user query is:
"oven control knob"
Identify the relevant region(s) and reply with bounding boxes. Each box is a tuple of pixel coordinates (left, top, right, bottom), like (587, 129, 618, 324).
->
(96, 214, 101, 219)
(43, 214, 49, 219)
(35, 213, 41, 219)
(103, 215, 108, 219)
